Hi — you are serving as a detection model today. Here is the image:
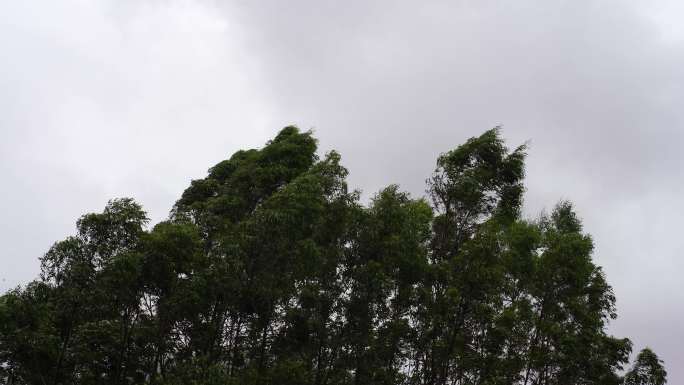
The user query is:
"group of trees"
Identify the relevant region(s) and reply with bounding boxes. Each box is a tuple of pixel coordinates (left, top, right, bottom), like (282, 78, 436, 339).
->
(0, 127, 667, 384)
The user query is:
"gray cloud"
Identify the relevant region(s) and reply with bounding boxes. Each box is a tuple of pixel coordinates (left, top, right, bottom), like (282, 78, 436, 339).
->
(1, 0, 682, 381)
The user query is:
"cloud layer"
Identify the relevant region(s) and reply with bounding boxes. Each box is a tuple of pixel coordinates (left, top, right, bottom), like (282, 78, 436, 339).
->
(1, 1, 682, 381)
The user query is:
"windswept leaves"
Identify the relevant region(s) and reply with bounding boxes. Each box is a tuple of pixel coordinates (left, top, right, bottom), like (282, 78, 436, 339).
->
(0, 127, 662, 385)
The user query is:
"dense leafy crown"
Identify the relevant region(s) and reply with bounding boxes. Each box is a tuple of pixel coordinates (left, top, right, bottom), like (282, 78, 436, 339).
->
(0, 127, 665, 385)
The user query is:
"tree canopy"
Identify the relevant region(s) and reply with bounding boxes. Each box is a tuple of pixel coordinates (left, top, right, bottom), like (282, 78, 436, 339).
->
(0, 127, 665, 385)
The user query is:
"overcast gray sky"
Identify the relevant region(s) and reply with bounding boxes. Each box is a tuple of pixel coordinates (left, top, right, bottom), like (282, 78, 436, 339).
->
(1, 0, 682, 380)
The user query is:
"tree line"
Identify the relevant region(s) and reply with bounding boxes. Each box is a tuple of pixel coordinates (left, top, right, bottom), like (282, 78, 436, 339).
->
(0, 127, 666, 384)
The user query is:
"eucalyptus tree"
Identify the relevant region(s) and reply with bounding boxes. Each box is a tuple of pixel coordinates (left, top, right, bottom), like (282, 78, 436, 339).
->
(0, 126, 666, 385)
(410, 128, 527, 385)
(343, 185, 432, 385)
(0, 198, 150, 384)
(624, 348, 667, 385)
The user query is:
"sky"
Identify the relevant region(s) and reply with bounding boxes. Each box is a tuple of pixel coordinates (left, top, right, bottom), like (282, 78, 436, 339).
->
(1, 0, 682, 380)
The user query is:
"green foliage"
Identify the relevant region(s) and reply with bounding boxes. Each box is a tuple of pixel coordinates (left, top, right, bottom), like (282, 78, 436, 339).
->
(624, 348, 667, 385)
(0, 127, 663, 385)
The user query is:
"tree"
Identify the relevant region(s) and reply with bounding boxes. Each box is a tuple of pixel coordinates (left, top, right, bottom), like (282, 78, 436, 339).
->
(0, 282, 59, 385)
(0, 126, 665, 385)
(521, 202, 632, 385)
(411, 128, 527, 385)
(343, 185, 432, 385)
(624, 348, 667, 385)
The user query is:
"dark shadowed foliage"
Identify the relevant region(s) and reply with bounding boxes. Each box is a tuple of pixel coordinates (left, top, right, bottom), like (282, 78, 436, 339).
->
(0, 127, 665, 385)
